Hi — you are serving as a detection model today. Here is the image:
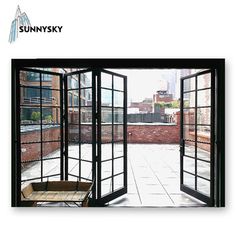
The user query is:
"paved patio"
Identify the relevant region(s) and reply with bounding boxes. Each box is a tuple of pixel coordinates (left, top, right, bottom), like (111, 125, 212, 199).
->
(22, 144, 206, 207)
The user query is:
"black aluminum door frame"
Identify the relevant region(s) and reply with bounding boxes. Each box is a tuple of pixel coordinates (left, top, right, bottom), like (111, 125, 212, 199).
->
(12, 59, 224, 207)
(180, 69, 215, 206)
(64, 69, 97, 203)
(15, 67, 64, 206)
(96, 69, 128, 205)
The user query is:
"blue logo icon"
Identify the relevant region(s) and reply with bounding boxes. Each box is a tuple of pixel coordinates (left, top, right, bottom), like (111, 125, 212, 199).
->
(9, 5, 31, 43)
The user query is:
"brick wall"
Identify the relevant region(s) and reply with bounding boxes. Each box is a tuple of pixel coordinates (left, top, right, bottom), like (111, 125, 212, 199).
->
(127, 124, 180, 144)
(21, 126, 60, 162)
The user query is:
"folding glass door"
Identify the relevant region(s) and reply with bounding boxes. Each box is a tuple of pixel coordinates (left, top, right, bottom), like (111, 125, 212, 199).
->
(180, 69, 215, 206)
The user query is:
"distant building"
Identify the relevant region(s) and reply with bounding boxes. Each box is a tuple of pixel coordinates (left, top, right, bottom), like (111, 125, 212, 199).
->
(153, 90, 173, 103)
(129, 98, 153, 114)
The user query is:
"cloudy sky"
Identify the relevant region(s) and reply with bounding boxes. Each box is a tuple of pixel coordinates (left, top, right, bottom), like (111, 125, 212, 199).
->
(110, 69, 179, 103)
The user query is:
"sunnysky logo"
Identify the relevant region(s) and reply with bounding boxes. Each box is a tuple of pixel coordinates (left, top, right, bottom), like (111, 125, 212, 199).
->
(9, 5, 63, 43)
(9, 5, 31, 43)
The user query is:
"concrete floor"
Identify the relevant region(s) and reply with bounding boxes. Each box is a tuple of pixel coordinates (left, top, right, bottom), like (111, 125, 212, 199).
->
(22, 144, 207, 207)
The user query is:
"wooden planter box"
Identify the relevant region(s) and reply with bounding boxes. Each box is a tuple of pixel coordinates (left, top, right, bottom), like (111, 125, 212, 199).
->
(21, 181, 93, 207)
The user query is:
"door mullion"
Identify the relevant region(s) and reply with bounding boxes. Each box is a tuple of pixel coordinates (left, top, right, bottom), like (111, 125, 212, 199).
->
(64, 74, 68, 180)
(60, 74, 64, 180)
(96, 69, 102, 200)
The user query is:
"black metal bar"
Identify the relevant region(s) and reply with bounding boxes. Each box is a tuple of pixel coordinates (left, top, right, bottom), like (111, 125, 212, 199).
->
(100, 86, 124, 93)
(180, 77, 184, 186)
(21, 156, 60, 163)
(68, 173, 92, 182)
(20, 85, 60, 91)
(123, 75, 128, 191)
(183, 87, 211, 94)
(39, 73, 43, 182)
(78, 73, 81, 181)
(21, 140, 61, 145)
(101, 155, 124, 163)
(180, 69, 212, 80)
(195, 75, 198, 191)
(216, 63, 225, 207)
(16, 67, 21, 206)
(92, 69, 97, 203)
(20, 105, 61, 108)
(101, 172, 124, 182)
(21, 67, 62, 76)
(68, 157, 92, 163)
(67, 86, 92, 91)
(180, 185, 211, 206)
(111, 75, 114, 192)
(97, 69, 102, 201)
(60, 74, 64, 180)
(64, 74, 68, 180)
(210, 69, 216, 206)
(21, 174, 60, 182)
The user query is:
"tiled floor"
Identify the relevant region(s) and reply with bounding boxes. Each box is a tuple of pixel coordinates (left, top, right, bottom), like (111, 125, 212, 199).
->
(108, 144, 205, 207)
(22, 144, 206, 207)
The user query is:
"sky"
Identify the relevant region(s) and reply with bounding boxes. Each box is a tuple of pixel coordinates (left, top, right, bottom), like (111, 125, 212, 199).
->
(110, 69, 180, 103)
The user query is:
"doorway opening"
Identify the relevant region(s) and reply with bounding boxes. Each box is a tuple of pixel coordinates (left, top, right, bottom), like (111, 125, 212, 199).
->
(12, 59, 225, 207)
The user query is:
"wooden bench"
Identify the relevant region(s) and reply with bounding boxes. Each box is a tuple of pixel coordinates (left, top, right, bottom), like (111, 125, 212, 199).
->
(21, 181, 93, 207)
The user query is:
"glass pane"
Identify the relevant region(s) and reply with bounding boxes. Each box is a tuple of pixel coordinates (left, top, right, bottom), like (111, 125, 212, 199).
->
(21, 87, 40, 105)
(183, 125, 195, 141)
(197, 125, 211, 142)
(197, 107, 210, 125)
(21, 125, 41, 143)
(81, 125, 92, 143)
(183, 91, 195, 108)
(68, 75, 79, 89)
(184, 142, 195, 157)
(114, 108, 123, 124)
(21, 160, 41, 181)
(21, 107, 40, 124)
(183, 108, 195, 124)
(68, 144, 79, 158)
(101, 144, 112, 161)
(114, 76, 124, 91)
(114, 125, 123, 141)
(102, 161, 112, 179)
(80, 88, 92, 106)
(101, 178, 112, 196)
(80, 72, 92, 88)
(81, 161, 92, 180)
(184, 77, 195, 91)
(101, 108, 112, 123)
(114, 174, 124, 190)
(51, 74, 60, 90)
(101, 89, 112, 106)
(197, 73, 211, 90)
(183, 172, 195, 189)
(197, 144, 210, 161)
(183, 156, 195, 174)
(197, 178, 210, 196)
(102, 125, 112, 143)
(81, 144, 92, 161)
(21, 143, 41, 163)
(42, 124, 61, 142)
(20, 70, 39, 83)
(101, 72, 112, 89)
(43, 158, 60, 176)
(114, 142, 124, 158)
(42, 142, 60, 159)
(114, 157, 124, 175)
(114, 91, 123, 107)
(197, 160, 210, 180)
(197, 89, 211, 107)
(68, 158, 79, 176)
(81, 107, 92, 124)
(68, 124, 79, 143)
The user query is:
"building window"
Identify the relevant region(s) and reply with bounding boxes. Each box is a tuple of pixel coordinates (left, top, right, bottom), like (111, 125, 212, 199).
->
(27, 68, 52, 81)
